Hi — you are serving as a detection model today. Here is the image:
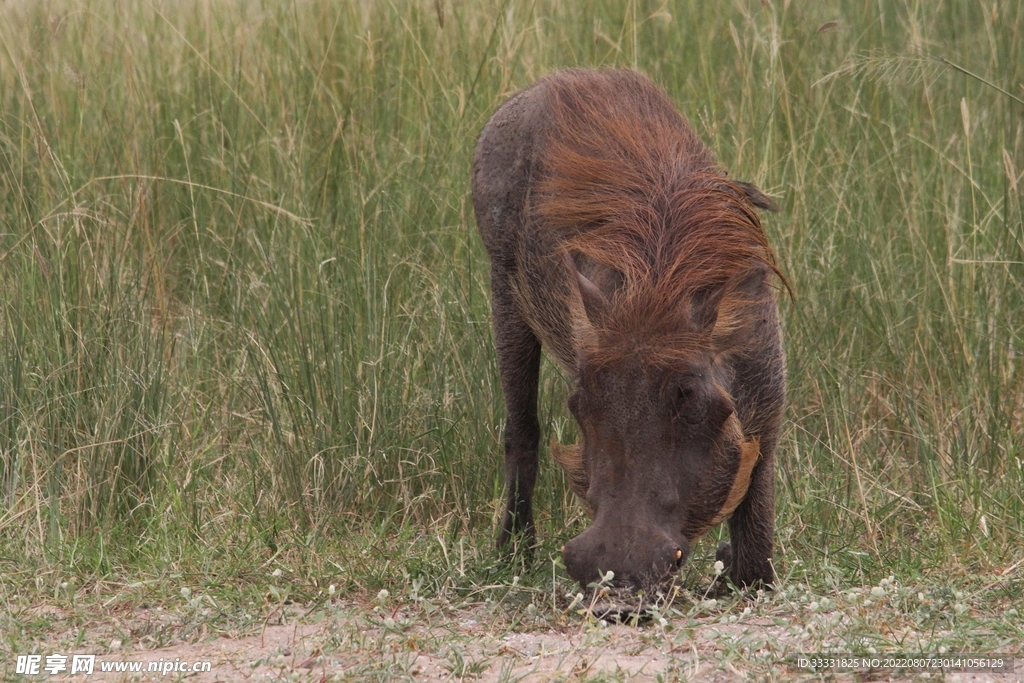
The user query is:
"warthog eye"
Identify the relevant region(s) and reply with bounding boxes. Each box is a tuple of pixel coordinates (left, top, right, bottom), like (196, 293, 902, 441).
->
(674, 383, 704, 425)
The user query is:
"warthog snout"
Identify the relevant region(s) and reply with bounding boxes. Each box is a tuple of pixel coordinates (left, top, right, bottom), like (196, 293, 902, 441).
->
(562, 522, 691, 590)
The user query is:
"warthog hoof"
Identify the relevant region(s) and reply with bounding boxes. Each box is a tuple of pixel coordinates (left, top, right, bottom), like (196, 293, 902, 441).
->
(715, 541, 774, 591)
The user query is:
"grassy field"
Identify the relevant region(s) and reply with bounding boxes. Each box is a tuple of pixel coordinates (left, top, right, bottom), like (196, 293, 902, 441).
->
(1, 0, 1022, 679)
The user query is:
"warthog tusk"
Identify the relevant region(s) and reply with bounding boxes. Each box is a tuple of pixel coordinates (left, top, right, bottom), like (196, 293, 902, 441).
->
(560, 545, 566, 554)
(675, 549, 683, 561)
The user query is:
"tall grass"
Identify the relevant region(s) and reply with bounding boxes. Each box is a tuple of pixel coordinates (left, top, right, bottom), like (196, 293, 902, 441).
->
(0, 0, 1021, 586)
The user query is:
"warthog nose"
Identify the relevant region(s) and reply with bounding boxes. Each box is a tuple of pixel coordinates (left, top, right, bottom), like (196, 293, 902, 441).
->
(562, 527, 690, 589)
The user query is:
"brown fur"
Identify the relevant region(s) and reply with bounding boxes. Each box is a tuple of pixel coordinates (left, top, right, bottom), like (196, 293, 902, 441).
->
(530, 75, 785, 365)
(715, 438, 761, 525)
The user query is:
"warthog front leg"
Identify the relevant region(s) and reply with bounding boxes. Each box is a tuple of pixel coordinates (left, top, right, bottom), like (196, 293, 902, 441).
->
(718, 448, 776, 588)
(490, 266, 542, 553)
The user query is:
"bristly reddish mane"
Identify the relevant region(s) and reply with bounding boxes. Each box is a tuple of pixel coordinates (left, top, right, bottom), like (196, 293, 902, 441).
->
(528, 70, 787, 365)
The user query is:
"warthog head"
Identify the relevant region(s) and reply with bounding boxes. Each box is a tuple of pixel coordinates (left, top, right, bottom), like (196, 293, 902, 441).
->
(553, 258, 764, 591)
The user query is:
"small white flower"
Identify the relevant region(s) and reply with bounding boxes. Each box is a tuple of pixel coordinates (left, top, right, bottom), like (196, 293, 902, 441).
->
(713, 560, 725, 576)
(328, 584, 336, 595)
(602, 570, 615, 583)
(871, 586, 885, 597)
(180, 587, 191, 599)
(272, 568, 282, 578)
(376, 588, 390, 602)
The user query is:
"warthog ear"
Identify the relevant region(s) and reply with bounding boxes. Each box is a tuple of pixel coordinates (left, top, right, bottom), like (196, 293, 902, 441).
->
(733, 180, 780, 212)
(550, 440, 594, 517)
(563, 252, 610, 325)
(691, 265, 768, 335)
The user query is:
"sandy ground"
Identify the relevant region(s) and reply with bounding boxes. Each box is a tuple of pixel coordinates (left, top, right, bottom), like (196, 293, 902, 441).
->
(16, 599, 1021, 682)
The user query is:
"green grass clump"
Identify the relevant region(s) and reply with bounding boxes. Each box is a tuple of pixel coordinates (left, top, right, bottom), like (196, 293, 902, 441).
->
(0, 0, 1022, 669)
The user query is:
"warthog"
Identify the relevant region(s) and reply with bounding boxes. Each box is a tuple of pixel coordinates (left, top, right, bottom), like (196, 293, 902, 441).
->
(471, 69, 786, 591)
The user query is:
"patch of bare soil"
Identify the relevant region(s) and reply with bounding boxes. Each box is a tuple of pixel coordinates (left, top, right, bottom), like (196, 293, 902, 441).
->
(26, 601, 1021, 682)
